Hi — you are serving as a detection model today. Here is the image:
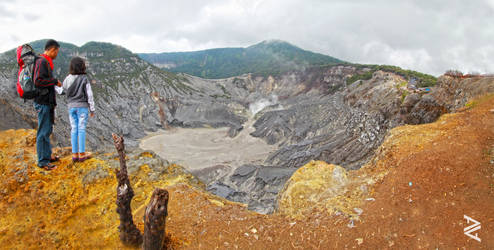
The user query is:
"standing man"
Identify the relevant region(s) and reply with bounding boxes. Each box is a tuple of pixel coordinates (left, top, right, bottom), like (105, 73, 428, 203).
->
(34, 39, 62, 170)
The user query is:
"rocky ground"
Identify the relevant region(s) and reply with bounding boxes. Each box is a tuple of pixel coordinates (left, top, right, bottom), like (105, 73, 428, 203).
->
(3, 42, 494, 214)
(1, 90, 493, 248)
(140, 72, 494, 213)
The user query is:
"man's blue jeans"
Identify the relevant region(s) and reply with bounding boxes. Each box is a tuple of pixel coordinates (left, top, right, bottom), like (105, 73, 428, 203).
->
(69, 107, 89, 153)
(34, 103, 53, 167)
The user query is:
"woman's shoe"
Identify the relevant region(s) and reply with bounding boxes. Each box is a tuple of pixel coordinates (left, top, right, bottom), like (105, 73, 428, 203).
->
(78, 152, 93, 162)
(72, 153, 79, 163)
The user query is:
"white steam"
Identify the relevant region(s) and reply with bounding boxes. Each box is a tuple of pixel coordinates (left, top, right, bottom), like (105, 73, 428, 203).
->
(249, 94, 279, 115)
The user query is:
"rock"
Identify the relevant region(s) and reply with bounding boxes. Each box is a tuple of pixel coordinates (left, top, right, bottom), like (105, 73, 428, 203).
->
(277, 161, 349, 217)
(227, 125, 243, 138)
(207, 183, 235, 198)
(353, 208, 363, 215)
(205, 164, 295, 214)
(347, 220, 355, 228)
(82, 164, 110, 185)
(14, 149, 25, 160)
(405, 94, 446, 124)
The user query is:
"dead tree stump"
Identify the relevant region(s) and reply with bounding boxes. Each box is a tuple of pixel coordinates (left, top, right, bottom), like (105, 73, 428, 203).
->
(112, 133, 170, 249)
(112, 133, 143, 246)
(143, 188, 169, 250)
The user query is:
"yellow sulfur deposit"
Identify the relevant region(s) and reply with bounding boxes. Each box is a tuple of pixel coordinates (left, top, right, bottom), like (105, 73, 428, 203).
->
(277, 161, 346, 216)
(277, 107, 469, 220)
(0, 129, 201, 249)
(1, 93, 493, 248)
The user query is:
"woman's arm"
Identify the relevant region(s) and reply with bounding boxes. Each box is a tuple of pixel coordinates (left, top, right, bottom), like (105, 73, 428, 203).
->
(56, 75, 70, 95)
(86, 78, 95, 112)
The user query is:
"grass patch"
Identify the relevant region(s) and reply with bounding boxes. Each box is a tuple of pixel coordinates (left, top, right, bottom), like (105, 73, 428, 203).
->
(465, 100, 477, 109)
(346, 71, 373, 85)
(398, 81, 408, 88)
(463, 93, 494, 110)
(344, 64, 437, 87)
(401, 90, 410, 104)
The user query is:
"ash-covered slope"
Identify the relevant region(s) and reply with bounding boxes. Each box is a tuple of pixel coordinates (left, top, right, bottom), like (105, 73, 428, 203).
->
(2, 89, 493, 248)
(201, 67, 445, 213)
(228, 73, 494, 213)
(0, 40, 248, 148)
(1, 39, 465, 213)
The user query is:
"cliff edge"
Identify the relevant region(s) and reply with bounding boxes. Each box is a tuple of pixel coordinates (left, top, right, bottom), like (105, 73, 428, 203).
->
(1, 92, 494, 248)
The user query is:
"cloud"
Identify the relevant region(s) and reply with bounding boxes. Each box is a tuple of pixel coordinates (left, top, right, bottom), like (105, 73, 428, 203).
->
(0, 0, 493, 75)
(22, 13, 40, 22)
(0, 1, 15, 21)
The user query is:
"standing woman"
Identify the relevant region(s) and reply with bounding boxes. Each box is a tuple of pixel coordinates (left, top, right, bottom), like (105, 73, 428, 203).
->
(62, 57, 95, 162)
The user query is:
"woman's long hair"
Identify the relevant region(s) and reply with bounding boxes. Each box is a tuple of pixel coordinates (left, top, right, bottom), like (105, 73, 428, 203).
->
(69, 57, 86, 75)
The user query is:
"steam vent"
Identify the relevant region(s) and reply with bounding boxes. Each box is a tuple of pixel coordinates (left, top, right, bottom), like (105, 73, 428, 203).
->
(1, 37, 494, 248)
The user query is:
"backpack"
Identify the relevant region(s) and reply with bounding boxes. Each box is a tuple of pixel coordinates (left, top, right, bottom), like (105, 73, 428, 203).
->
(16, 44, 39, 99)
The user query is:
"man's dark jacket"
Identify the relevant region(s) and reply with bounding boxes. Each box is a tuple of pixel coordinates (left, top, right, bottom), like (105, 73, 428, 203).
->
(33, 54, 57, 106)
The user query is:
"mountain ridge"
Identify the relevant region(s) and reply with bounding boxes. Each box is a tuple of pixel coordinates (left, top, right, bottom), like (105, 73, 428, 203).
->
(0, 39, 460, 213)
(0, 39, 200, 149)
(138, 40, 344, 78)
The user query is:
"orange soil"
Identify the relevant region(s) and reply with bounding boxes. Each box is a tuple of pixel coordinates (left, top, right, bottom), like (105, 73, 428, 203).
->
(1, 95, 493, 249)
(165, 95, 494, 249)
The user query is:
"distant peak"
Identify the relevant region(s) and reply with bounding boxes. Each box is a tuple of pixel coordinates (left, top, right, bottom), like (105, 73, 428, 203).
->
(260, 39, 289, 44)
(248, 39, 299, 50)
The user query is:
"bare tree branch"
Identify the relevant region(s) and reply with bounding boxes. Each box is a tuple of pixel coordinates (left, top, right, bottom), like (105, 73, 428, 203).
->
(112, 133, 143, 246)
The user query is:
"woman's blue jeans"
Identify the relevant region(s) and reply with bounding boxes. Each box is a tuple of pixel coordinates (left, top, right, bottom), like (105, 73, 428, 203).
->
(69, 107, 89, 153)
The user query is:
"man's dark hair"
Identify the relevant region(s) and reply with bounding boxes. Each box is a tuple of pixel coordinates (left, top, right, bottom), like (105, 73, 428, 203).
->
(69, 57, 86, 75)
(44, 39, 60, 51)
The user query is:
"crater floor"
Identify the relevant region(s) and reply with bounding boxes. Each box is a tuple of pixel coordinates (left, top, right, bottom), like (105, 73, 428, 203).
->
(139, 119, 278, 174)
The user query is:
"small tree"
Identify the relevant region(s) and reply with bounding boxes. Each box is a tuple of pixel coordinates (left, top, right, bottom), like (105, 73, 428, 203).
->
(444, 70, 463, 78)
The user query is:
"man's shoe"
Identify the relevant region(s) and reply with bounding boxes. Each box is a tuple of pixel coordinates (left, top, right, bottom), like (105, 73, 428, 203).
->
(38, 163, 57, 171)
(50, 156, 60, 163)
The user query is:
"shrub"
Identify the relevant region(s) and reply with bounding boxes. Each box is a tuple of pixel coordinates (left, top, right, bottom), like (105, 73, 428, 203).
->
(345, 64, 437, 87)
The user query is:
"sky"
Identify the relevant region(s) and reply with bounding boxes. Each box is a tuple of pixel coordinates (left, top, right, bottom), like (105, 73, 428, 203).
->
(1, 0, 493, 76)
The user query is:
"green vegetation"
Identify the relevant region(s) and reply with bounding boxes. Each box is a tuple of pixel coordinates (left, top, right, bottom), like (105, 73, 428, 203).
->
(464, 100, 477, 109)
(4, 39, 437, 99)
(345, 64, 437, 87)
(138, 40, 344, 79)
(79, 42, 133, 60)
(218, 84, 231, 96)
(210, 94, 231, 99)
(398, 81, 408, 88)
(346, 70, 373, 85)
(401, 90, 409, 103)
